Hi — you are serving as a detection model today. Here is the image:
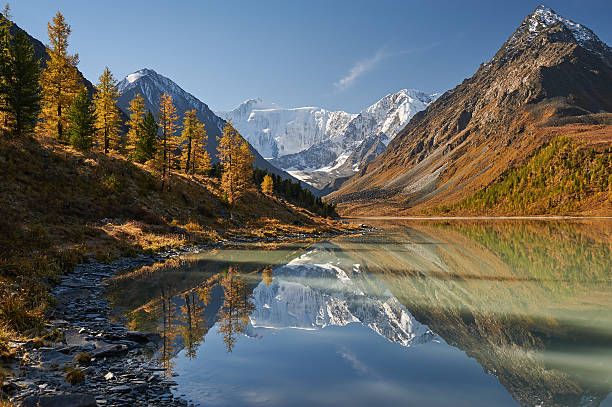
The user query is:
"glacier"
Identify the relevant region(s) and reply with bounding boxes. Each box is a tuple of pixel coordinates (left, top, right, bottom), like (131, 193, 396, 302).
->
(218, 90, 437, 190)
(217, 99, 357, 159)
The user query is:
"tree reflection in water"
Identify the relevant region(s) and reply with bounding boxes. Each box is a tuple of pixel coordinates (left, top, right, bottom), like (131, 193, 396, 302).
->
(217, 267, 256, 353)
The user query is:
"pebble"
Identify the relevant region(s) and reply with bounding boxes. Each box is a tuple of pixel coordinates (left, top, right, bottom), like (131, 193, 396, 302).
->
(4, 245, 204, 407)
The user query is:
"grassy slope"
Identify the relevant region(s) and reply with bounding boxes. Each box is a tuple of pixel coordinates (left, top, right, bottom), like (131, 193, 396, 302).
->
(0, 135, 348, 344)
(430, 130, 612, 216)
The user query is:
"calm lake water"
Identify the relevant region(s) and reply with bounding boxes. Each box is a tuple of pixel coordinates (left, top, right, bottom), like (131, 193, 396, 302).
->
(105, 220, 612, 407)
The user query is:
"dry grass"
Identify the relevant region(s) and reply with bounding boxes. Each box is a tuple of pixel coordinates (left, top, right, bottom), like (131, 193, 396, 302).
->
(0, 134, 348, 346)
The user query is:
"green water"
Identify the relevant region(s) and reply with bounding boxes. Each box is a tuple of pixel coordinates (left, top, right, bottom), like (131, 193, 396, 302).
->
(105, 220, 612, 407)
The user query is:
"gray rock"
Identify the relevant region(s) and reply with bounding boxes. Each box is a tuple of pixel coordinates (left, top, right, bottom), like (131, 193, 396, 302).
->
(92, 341, 128, 358)
(110, 385, 131, 393)
(64, 329, 90, 347)
(19, 393, 97, 407)
(126, 331, 161, 343)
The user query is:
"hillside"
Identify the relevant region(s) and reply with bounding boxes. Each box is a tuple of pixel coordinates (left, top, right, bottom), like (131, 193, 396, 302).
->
(328, 6, 612, 216)
(0, 134, 347, 342)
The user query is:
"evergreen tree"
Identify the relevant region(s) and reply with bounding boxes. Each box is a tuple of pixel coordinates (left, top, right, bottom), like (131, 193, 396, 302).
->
(157, 93, 178, 191)
(218, 121, 253, 207)
(126, 93, 145, 158)
(134, 110, 157, 163)
(181, 109, 209, 174)
(39, 11, 82, 141)
(67, 88, 95, 150)
(93, 66, 120, 154)
(0, 23, 41, 137)
(261, 174, 273, 195)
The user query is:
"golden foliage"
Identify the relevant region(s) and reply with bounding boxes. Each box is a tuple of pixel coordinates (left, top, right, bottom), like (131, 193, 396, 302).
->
(218, 121, 254, 205)
(157, 93, 179, 190)
(38, 12, 82, 141)
(93, 66, 121, 154)
(126, 93, 145, 157)
(261, 174, 273, 195)
(181, 110, 209, 175)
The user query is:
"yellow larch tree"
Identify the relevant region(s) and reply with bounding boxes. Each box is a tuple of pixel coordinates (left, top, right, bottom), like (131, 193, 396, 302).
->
(39, 11, 82, 141)
(125, 93, 145, 159)
(217, 120, 254, 206)
(157, 93, 178, 191)
(181, 109, 209, 175)
(261, 174, 273, 195)
(93, 66, 121, 154)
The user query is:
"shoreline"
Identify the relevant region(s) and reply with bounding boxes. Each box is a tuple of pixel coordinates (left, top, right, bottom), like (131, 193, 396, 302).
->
(4, 229, 361, 407)
(343, 216, 612, 221)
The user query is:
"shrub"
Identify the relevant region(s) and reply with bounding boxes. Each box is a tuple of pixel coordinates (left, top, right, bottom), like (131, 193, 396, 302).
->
(74, 352, 92, 366)
(64, 367, 85, 385)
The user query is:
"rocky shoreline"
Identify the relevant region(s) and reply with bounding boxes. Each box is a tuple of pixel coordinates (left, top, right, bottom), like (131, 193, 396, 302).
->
(4, 245, 205, 407)
(3, 228, 368, 407)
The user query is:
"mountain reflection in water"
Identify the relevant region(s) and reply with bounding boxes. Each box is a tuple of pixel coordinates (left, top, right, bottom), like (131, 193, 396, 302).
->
(105, 220, 612, 407)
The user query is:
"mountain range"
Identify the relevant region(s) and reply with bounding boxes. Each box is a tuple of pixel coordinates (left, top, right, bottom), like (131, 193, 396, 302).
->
(115, 69, 313, 191)
(219, 90, 437, 191)
(328, 5, 612, 215)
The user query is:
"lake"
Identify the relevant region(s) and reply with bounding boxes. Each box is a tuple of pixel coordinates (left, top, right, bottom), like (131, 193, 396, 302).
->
(105, 220, 612, 407)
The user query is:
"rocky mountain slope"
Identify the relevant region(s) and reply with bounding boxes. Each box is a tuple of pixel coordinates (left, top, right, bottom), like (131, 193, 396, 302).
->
(116, 69, 314, 191)
(328, 5, 612, 215)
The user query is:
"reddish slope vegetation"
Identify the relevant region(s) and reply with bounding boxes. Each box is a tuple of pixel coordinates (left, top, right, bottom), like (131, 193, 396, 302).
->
(328, 6, 612, 216)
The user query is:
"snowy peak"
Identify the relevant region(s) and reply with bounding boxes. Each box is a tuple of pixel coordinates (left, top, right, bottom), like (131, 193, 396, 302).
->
(125, 68, 156, 84)
(269, 88, 437, 173)
(509, 5, 611, 59)
(218, 99, 356, 158)
(528, 6, 598, 44)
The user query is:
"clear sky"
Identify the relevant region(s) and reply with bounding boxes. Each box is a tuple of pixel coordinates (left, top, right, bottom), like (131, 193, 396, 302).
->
(12, 0, 612, 113)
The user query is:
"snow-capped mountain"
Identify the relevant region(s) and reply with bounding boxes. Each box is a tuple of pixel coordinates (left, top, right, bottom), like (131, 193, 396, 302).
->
(217, 99, 357, 159)
(115, 69, 311, 186)
(246, 246, 437, 347)
(509, 5, 611, 58)
(271, 89, 437, 173)
(221, 90, 436, 177)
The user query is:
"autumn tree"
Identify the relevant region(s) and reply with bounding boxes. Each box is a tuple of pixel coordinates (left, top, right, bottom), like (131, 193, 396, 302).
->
(39, 11, 82, 141)
(218, 121, 254, 207)
(134, 110, 157, 163)
(157, 93, 178, 191)
(0, 4, 13, 131)
(0, 14, 41, 137)
(93, 66, 120, 154)
(261, 174, 273, 196)
(181, 109, 209, 174)
(67, 88, 95, 150)
(125, 93, 145, 158)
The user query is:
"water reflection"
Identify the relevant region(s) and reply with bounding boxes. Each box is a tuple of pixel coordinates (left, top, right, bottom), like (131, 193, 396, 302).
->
(105, 220, 612, 406)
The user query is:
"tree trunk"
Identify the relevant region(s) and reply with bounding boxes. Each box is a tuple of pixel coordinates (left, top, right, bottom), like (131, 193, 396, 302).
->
(161, 128, 167, 191)
(185, 139, 191, 174)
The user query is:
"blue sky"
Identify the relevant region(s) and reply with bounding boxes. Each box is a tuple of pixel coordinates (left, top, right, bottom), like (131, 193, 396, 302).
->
(12, 0, 612, 113)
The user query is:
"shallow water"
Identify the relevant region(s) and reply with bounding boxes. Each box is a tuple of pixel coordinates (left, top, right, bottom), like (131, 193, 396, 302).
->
(106, 220, 612, 406)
